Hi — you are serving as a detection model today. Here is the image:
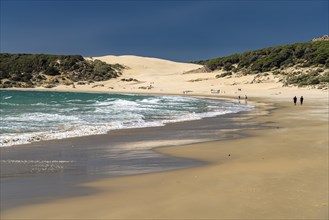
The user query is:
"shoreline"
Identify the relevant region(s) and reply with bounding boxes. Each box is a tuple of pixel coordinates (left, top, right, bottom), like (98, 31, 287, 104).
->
(1, 94, 266, 213)
(2, 95, 328, 219)
(0, 90, 256, 148)
(1, 54, 328, 218)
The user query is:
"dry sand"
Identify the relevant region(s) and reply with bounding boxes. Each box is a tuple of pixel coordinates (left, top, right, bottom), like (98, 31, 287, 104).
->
(2, 55, 328, 219)
(20, 54, 327, 102)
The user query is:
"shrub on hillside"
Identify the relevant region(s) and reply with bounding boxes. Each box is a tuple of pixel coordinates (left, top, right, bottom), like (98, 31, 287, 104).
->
(216, 72, 232, 78)
(197, 41, 329, 75)
(0, 53, 125, 88)
(285, 70, 328, 87)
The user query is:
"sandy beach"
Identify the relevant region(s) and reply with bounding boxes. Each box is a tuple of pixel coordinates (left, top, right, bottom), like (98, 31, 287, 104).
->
(1, 56, 328, 219)
(11, 55, 328, 101)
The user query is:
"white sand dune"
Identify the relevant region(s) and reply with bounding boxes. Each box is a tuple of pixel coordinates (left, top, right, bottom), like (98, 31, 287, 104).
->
(11, 54, 327, 104)
(49, 55, 328, 104)
(2, 55, 328, 219)
(91, 55, 201, 75)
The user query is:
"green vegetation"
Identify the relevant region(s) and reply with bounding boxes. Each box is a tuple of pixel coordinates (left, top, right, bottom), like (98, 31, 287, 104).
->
(195, 41, 329, 72)
(285, 70, 329, 87)
(194, 41, 329, 87)
(216, 71, 232, 78)
(0, 53, 124, 88)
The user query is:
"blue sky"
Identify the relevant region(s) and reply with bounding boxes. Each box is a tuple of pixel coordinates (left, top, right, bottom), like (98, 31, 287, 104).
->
(1, 0, 328, 62)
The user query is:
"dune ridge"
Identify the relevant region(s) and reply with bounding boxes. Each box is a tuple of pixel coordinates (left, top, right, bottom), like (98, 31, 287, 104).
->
(1, 54, 328, 219)
(22, 54, 325, 104)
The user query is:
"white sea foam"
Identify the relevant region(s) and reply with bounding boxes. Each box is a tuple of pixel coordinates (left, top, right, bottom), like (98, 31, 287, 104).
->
(0, 121, 161, 147)
(31, 102, 61, 106)
(1, 102, 19, 106)
(111, 99, 141, 108)
(3, 113, 80, 123)
(138, 98, 161, 104)
(0, 110, 237, 147)
(0, 91, 254, 147)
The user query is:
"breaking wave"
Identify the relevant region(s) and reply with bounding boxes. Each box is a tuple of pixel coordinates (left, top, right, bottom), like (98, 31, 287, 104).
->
(0, 91, 254, 147)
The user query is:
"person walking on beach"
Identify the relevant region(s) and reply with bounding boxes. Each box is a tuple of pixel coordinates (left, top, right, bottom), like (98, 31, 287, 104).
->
(300, 96, 304, 105)
(238, 95, 241, 103)
(293, 96, 297, 105)
(244, 95, 248, 104)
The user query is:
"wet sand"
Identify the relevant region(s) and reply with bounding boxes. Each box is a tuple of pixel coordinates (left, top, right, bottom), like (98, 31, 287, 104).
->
(1, 97, 328, 219)
(1, 99, 265, 212)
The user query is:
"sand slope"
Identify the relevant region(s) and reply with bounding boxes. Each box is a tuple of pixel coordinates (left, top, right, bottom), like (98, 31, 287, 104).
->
(2, 55, 328, 219)
(2, 101, 328, 219)
(92, 55, 201, 75)
(32, 55, 327, 103)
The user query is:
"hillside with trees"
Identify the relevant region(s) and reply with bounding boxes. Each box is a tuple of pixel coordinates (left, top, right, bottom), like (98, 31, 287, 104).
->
(0, 54, 124, 88)
(194, 40, 329, 88)
(1, 39, 328, 89)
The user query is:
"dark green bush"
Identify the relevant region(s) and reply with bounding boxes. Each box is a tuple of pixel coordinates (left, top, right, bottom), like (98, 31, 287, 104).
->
(216, 72, 232, 78)
(285, 70, 328, 86)
(320, 72, 329, 83)
(196, 41, 329, 75)
(0, 53, 124, 88)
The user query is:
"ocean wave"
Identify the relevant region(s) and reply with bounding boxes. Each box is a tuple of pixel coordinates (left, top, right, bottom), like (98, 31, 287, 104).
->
(30, 102, 63, 107)
(111, 99, 141, 107)
(0, 121, 161, 147)
(138, 98, 161, 104)
(2, 113, 81, 123)
(3, 96, 12, 100)
(160, 110, 232, 125)
(0, 102, 19, 106)
(0, 106, 253, 147)
(1, 91, 254, 147)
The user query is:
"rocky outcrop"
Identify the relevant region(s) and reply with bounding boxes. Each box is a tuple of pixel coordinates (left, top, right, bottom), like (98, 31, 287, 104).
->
(312, 35, 329, 42)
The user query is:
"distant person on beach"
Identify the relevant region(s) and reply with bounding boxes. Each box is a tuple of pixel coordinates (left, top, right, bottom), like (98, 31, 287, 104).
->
(238, 95, 241, 103)
(293, 96, 297, 105)
(300, 96, 304, 105)
(244, 95, 248, 104)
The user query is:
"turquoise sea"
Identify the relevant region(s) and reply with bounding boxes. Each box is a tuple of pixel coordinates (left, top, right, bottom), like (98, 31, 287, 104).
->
(0, 90, 254, 147)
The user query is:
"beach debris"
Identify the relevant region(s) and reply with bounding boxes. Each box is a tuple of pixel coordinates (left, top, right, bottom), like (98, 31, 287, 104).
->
(138, 85, 153, 90)
(188, 78, 210, 82)
(121, 78, 139, 82)
(210, 89, 220, 94)
(92, 84, 104, 88)
(44, 83, 56, 88)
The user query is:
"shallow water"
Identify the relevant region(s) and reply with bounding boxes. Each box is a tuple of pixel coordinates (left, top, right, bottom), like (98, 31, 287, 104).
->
(0, 90, 253, 147)
(0, 91, 258, 211)
(1, 108, 260, 211)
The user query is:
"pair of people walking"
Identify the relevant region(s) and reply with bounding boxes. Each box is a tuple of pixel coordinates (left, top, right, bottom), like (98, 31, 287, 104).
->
(238, 95, 247, 104)
(293, 96, 303, 105)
